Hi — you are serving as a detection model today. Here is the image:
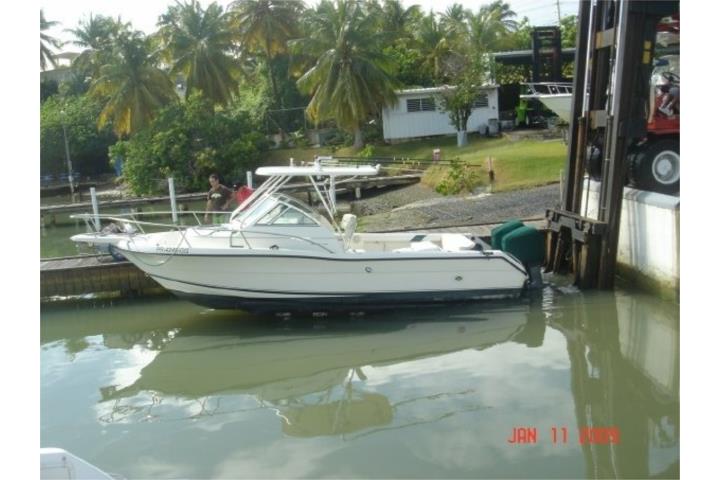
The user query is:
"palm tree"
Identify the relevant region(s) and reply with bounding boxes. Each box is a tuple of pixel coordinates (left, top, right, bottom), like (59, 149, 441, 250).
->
(292, 0, 399, 149)
(230, 0, 304, 106)
(439, 3, 468, 40)
(41, 10, 62, 70)
(157, 1, 240, 105)
(89, 31, 178, 137)
(467, 0, 518, 52)
(414, 12, 454, 83)
(66, 14, 127, 79)
(379, 0, 421, 41)
(481, 0, 519, 32)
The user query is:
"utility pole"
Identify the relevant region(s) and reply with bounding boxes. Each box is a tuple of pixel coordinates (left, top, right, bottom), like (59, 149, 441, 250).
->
(60, 109, 76, 201)
(556, 0, 562, 25)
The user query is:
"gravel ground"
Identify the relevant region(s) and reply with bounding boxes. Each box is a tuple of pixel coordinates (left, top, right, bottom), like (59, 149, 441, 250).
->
(349, 183, 442, 216)
(355, 183, 562, 232)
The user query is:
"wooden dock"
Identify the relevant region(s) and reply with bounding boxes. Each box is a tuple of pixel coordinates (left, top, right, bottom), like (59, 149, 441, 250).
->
(40, 174, 422, 216)
(41, 254, 163, 300)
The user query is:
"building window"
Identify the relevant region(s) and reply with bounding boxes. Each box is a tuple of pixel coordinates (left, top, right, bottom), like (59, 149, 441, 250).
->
(407, 97, 436, 112)
(472, 94, 489, 108)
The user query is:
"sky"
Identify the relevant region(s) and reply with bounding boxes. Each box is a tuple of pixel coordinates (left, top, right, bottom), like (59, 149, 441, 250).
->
(41, 0, 580, 51)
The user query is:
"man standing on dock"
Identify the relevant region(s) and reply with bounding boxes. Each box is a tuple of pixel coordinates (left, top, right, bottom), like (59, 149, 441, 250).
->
(204, 174, 234, 224)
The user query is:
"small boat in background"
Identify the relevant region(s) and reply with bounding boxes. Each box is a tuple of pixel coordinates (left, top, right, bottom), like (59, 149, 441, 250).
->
(520, 82, 573, 123)
(40, 448, 118, 479)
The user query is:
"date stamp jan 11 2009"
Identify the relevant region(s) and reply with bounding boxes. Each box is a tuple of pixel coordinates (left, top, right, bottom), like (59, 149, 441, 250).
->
(506, 426, 621, 445)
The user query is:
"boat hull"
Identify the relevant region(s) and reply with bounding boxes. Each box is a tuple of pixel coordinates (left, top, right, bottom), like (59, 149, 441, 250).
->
(535, 94, 572, 123)
(169, 287, 525, 312)
(116, 247, 528, 313)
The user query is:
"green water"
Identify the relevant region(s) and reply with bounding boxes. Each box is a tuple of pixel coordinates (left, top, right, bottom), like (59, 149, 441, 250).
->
(40, 287, 679, 478)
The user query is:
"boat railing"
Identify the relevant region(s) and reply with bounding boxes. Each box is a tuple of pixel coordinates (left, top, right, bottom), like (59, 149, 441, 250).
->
(70, 211, 338, 254)
(523, 82, 573, 96)
(71, 210, 232, 252)
(71, 210, 231, 233)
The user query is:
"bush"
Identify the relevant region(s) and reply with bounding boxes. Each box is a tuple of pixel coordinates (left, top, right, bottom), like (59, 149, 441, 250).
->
(289, 129, 310, 148)
(361, 119, 383, 144)
(119, 93, 269, 195)
(359, 144, 376, 158)
(435, 159, 483, 195)
(40, 94, 116, 177)
(323, 129, 353, 147)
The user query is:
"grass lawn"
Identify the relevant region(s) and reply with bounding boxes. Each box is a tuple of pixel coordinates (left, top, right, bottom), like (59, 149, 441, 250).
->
(261, 132, 568, 193)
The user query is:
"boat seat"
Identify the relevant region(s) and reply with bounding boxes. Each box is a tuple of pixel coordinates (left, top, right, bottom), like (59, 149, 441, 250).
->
(441, 233, 476, 252)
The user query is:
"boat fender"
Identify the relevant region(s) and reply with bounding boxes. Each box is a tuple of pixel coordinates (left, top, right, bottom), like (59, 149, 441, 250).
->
(108, 244, 126, 262)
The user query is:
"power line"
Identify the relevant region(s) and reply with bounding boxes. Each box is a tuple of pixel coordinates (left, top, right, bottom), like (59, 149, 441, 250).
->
(513, 1, 576, 16)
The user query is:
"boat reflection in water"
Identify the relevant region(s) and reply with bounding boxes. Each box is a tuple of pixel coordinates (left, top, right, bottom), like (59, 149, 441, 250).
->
(41, 287, 678, 478)
(93, 302, 543, 438)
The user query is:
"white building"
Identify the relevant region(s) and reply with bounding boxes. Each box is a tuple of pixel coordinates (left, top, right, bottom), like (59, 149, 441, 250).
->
(382, 86, 499, 142)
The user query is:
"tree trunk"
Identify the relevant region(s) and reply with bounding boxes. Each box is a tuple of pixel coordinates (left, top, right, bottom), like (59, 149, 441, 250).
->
(267, 58, 279, 109)
(353, 127, 364, 149)
(265, 36, 280, 109)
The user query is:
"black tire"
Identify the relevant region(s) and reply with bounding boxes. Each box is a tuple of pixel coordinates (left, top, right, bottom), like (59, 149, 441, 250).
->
(586, 145, 603, 181)
(628, 138, 679, 194)
(108, 244, 126, 262)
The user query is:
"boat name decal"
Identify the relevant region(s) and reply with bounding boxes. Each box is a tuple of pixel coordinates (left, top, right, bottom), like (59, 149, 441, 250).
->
(156, 245, 190, 255)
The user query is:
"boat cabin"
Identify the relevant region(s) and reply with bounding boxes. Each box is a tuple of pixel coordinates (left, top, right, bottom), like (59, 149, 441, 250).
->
(226, 193, 345, 254)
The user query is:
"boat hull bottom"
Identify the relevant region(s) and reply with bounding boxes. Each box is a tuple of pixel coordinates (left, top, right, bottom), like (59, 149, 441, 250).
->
(169, 288, 526, 313)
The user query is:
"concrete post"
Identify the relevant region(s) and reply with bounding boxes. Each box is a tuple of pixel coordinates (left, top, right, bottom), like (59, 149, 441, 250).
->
(90, 187, 100, 232)
(168, 177, 178, 224)
(329, 176, 336, 211)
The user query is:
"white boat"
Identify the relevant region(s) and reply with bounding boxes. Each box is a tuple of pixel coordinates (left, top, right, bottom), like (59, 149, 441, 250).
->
(71, 159, 530, 312)
(520, 82, 573, 123)
(40, 448, 117, 479)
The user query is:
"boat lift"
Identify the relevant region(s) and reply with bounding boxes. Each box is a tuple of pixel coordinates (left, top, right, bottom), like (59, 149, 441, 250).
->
(545, 0, 679, 288)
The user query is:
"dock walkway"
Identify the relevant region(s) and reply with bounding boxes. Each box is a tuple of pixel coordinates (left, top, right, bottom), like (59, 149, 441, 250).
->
(40, 174, 421, 216)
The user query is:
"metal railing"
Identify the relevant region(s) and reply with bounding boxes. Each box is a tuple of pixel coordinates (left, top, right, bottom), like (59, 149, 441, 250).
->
(70, 210, 339, 255)
(523, 82, 573, 95)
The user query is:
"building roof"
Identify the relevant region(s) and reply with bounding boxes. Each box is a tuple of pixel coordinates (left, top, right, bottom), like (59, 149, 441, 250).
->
(55, 51, 81, 61)
(491, 48, 576, 65)
(395, 85, 499, 96)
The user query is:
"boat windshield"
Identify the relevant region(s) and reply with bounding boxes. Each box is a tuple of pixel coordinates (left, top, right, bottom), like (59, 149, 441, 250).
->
(233, 196, 278, 227)
(232, 193, 335, 231)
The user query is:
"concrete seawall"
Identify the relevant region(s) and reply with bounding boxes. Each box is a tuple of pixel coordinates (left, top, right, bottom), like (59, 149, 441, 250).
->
(582, 180, 679, 295)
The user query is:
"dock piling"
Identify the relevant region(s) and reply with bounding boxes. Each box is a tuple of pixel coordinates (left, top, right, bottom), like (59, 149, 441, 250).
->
(168, 177, 178, 224)
(90, 187, 100, 232)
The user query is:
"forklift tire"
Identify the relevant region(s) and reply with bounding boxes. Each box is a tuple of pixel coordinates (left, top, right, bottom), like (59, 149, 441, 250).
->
(586, 145, 603, 181)
(628, 139, 679, 194)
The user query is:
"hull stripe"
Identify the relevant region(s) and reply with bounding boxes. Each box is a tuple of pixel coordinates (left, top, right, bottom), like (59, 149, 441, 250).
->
(150, 272, 524, 297)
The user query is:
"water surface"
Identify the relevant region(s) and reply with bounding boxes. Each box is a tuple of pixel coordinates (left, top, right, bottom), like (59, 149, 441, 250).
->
(40, 286, 679, 478)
